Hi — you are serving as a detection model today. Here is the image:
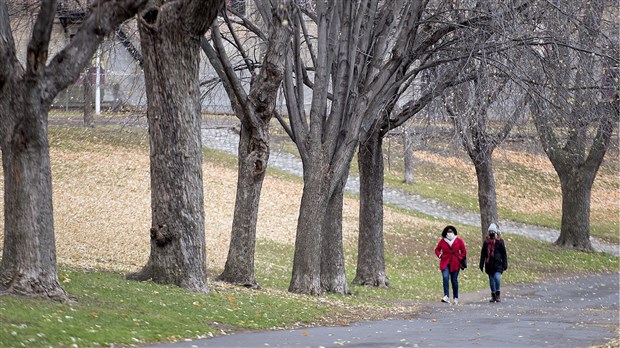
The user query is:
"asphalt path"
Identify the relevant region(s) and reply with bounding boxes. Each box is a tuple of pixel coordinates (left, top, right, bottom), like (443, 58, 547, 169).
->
(148, 273, 619, 348)
(50, 117, 620, 347)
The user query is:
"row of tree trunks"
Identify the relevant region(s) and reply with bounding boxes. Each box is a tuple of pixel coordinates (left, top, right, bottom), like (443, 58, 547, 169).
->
(2, 0, 613, 303)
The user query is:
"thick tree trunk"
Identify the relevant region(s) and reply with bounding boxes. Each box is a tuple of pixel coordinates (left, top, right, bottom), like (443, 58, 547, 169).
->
(217, 124, 269, 288)
(216, 1, 291, 287)
(0, 0, 146, 301)
(289, 167, 328, 295)
(354, 131, 389, 287)
(320, 174, 350, 294)
(473, 157, 499, 241)
(0, 96, 68, 301)
(126, 8, 208, 293)
(555, 172, 595, 251)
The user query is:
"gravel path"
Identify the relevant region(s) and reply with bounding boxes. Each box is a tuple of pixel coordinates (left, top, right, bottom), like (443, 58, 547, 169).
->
(201, 127, 619, 257)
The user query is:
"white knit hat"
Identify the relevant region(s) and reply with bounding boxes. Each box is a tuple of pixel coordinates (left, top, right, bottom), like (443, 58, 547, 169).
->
(488, 223, 500, 234)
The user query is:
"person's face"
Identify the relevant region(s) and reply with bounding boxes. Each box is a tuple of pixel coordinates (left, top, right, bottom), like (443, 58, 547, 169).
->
(489, 232, 496, 239)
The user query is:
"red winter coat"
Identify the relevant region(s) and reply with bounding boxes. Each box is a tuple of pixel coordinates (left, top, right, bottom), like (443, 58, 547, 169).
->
(434, 237, 467, 272)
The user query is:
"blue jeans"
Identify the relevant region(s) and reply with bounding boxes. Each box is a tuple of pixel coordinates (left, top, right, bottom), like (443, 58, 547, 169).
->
(488, 272, 502, 293)
(441, 267, 459, 298)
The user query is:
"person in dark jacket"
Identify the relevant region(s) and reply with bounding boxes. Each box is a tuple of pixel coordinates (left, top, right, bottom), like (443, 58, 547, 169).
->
(434, 225, 467, 305)
(479, 223, 508, 302)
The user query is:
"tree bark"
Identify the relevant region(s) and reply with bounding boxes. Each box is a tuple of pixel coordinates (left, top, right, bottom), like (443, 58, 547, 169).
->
(217, 124, 267, 288)
(321, 174, 350, 294)
(0, 87, 67, 301)
(473, 157, 499, 241)
(213, 0, 293, 288)
(288, 165, 328, 296)
(354, 130, 389, 287)
(126, 0, 223, 293)
(0, 0, 147, 301)
(556, 172, 595, 251)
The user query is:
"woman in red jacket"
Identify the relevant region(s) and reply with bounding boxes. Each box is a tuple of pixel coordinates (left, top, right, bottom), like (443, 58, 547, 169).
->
(434, 225, 467, 305)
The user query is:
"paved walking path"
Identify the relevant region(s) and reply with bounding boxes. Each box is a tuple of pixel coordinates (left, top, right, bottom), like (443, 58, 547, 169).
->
(201, 127, 619, 256)
(54, 118, 618, 348)
(148, 273, 620, 348)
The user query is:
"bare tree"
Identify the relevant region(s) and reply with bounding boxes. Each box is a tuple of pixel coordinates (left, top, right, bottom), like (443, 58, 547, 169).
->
(523, 0, 618, 251)
(125, 0, 223, 293)
(0, 0, 146, 300)
(201, 0, 295, 288)
(280, 1, 465, 295)
(355, 67, 467, 286)
(354, 2, 467, 287)
(353, 1, 535, 286)
(445, 74, 528, 242)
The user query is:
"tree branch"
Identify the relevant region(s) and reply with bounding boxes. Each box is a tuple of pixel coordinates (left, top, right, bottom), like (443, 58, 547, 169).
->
(209, 23, 251, 124)
(43, 0, 148, 103)
(222, 9, 257, 79)
(26, 0, 56, 80)
(201, 36, 244, 117)
(585, 104, 617, 172)
(0, 0, 20, 89)
(183, 0, 224, 36)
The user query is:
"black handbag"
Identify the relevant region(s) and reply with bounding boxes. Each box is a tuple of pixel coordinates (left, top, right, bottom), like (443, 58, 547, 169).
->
(449, 244, 467, 270)
(460, 255, 468, 270)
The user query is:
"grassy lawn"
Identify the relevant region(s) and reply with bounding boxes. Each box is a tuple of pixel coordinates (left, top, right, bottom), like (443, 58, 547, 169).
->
(0, 121, 618, 347)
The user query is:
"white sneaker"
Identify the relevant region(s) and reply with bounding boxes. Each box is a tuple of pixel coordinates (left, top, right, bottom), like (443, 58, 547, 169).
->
(441, 295, 450, 303)
(453, 298, 459, 305)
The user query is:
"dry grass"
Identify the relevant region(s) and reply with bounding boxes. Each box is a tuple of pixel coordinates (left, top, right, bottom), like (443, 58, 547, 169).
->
(0, 124, 617, 274)
(0, 132, 362, 274)
(413, 147, 619, 217)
